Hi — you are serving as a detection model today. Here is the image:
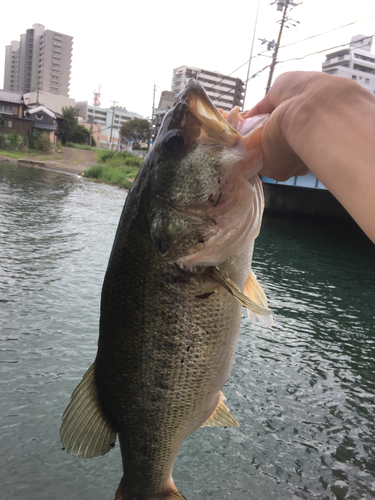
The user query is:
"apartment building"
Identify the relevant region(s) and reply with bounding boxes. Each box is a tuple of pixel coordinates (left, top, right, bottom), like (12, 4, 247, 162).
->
(3, 24, 73, 96)
(3, 41, 20, 92)
(171, 66, 245, 112)
(75, 101, 143, 147)
(152, 65, 245, 141)
(322, 34, 375, 93)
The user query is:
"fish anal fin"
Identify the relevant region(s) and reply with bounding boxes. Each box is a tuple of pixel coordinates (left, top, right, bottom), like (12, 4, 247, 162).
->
(60, 363, 117, 458)
(244, 270, 273, 327)
(201, 392, 239, 428)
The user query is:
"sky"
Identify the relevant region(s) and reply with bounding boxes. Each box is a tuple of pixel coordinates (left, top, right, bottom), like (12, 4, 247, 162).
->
(1, 0, 374, 118)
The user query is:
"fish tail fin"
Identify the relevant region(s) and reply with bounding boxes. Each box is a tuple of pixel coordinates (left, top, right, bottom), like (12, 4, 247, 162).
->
(114, 478, 187, 500)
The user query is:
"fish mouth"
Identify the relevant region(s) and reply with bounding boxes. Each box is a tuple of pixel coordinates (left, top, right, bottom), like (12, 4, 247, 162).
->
(180, 79, 240, 148)
(147, 79, 268, 268)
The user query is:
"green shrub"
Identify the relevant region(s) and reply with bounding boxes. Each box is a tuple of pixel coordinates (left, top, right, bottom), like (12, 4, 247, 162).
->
(0, 134, 5, 149)
(56, 140, 62, 151)
(124, 156, 142, 167)
(21, 135, 29, 151)
(99, 149, 116, 162)
(84, 162, 140, 189)
(29, 130, 51, 152)
(84, 149, 143, 187)
(84, 164, 104, 179)
(35, 132, 51, 152)
(8, 133, 20, 150)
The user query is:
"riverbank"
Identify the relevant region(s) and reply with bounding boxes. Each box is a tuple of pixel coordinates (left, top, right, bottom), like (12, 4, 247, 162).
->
(0, 146, 97, 175)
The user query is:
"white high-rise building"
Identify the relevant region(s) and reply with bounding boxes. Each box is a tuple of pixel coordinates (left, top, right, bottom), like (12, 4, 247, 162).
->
(171, 66, 245, 112)
(3, 41, 20, 92)
(3, 24, 73, 96)
(322, 35, 375, 94)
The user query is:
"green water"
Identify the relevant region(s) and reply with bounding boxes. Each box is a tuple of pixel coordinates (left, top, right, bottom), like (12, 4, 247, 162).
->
(1, 163, 374, 499)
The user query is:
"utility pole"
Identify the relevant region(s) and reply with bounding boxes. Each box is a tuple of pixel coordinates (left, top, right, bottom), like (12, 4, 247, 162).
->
(149, 84, 158, 149)
(265, 0, 300, 94)
(109, 100, 117, 149)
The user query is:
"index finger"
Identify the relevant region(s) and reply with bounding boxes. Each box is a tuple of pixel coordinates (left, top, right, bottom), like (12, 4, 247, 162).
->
(243, 94, 275, 118)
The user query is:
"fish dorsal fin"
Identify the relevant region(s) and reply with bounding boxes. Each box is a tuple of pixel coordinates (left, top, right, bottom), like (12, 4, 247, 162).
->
(244, 270, 273, 327)
(210, 267, 272, 322)
(60, 364, 117, 458)
(201, 392, 239, 428)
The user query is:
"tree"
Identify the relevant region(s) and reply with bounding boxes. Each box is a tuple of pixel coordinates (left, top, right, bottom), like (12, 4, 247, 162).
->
(120, 118, 150, 148)
(72, 124, 91, 144)
(60, 106, 78, 145)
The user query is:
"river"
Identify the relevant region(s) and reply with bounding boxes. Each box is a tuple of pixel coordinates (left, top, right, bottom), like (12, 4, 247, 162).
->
(1, 162, 374, 500)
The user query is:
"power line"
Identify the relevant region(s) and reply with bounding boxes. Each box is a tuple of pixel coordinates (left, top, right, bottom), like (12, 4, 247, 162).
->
(200, 15, 375, 106)
(212, 14, 375, 93)
(257, 14, 375, 58)
(278, 33, 375, 65)
(214, 65, 271, 102)
(278, 14, 375, 50)
(213, 32, 375, 104)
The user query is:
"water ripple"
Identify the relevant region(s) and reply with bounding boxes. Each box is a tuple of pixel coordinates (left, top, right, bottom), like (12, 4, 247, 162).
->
(1, 164, 375, 499)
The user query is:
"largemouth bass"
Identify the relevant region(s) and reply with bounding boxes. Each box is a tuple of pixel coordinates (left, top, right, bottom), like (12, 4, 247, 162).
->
(60, 79, 272, 500)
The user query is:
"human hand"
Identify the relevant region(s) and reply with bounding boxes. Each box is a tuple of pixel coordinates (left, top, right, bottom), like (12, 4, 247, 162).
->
(245, 71, 340, 181)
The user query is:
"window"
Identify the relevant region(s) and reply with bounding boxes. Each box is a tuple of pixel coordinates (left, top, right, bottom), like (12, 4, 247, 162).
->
(352, 75, 357, 80)
(353, 64, 375, 75)
(366, 78, 370, 84)
(0, 104, 14, 115)
(354, 53, 375, 64)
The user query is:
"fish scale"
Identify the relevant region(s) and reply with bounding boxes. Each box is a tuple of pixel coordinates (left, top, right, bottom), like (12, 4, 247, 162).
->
(60, 79, 272, 499)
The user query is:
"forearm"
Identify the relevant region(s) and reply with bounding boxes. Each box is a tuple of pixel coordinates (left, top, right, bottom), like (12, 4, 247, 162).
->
(284, 76, 375, 242)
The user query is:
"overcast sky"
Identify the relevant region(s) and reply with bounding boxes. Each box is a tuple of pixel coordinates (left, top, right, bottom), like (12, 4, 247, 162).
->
(1, 0, 374, 117)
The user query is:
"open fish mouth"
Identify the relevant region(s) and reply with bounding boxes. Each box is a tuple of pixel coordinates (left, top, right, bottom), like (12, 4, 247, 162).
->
(147, 80, 268, 268)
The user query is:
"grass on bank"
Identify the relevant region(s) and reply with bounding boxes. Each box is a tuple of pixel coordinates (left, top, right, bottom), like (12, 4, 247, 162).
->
(66, 142, 96, 151)
(0, 150, 34, 159)
(84, 150, 143, 189)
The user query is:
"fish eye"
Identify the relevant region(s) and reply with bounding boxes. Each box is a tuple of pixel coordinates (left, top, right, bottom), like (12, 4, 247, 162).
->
(163, 131, 185, 154)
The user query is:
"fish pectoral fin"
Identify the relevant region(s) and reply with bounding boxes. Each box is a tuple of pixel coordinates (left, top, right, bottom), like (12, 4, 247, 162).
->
(60, 364, 117, 458)
(244, 270, 274, 327)
(201, 392, 239, 428)
(210, 267, 272, 324)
